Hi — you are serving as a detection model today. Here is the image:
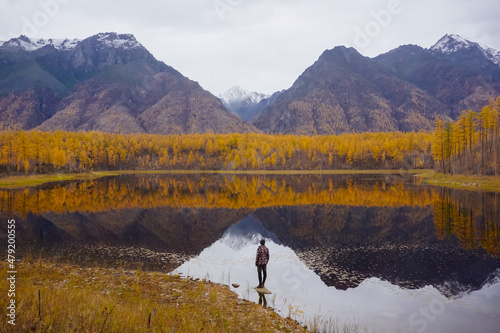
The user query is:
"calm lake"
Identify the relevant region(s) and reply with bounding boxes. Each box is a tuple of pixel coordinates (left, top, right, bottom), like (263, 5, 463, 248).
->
(1, 173, 499, 332)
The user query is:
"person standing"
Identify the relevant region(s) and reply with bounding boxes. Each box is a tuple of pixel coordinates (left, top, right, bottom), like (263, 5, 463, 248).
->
(255, 239, 269, 288)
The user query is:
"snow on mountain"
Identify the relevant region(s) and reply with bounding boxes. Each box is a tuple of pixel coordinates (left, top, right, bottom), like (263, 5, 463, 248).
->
(218, 86, 273, 121)
(479, 43, 500, 66)
(47, 38, 80, 50)
(0, 35, 81, 51)
(95, 32, 142, 50)
(220, 216, 281, 251)
(430, 34, 500, 66)
(219, 86, 270, 109)
(431, 34, 472, 54)
(0, 32, 142, 52)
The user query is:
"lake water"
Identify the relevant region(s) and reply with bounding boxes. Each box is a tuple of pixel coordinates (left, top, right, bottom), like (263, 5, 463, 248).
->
(1, 173, 499, 333)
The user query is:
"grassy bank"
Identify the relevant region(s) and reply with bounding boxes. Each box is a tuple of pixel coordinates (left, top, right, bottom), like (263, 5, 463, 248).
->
(0, 172, 117, 189)
(1, 259, 307, 333)
(414, 170, 500, 192)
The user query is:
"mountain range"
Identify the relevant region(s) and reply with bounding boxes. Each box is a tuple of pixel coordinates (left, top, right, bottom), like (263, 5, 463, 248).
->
(252, 34, 500, 134)
(1, 33, 499, 135)
(0, 33, 256, 134)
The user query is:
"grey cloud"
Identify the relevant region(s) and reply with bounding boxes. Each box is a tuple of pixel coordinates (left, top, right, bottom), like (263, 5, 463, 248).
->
(1, 0, 499, 94)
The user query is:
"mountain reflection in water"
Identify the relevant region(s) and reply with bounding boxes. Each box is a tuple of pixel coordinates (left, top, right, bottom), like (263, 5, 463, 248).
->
(174, 216, 500, 333)
(1, 173, 499, 332)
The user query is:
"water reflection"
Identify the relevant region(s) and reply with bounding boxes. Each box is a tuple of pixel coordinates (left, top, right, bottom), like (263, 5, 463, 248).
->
(258, 293, 267, 307)
(0, 173, 434, 215)
(256, 204, 499, 294)
(1, 174, 497, 256)
(0, 173, 499, 332)
(433, 188, 500, 256)
(174, 216, 500, 333)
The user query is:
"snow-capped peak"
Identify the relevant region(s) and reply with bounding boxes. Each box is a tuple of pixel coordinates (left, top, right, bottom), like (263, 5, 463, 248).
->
(0, 33, 143, 53)
(219, 216, 280, 251)
(219, 86, 270, 108)
(0, 35, 80, 51)
(220, 86, 250, 104)
(95, 32, 142, 50)
(430, 34, 500, 66)
(430, 34, 472, 54)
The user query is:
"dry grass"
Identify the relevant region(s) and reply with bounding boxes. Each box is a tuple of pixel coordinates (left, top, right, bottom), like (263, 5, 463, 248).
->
(1, 259, 307, 333)
(0, 172, 115, 188)
(413, 170, 500, 192)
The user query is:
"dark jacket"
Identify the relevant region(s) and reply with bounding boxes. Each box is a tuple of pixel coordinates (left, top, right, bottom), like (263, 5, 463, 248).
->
(255, 245, 269, 266)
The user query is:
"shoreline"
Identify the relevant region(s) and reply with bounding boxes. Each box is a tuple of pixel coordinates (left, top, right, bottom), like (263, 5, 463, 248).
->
(0, 259, 308, 332)
(0, 169, 416, 189)
(412, 170, 500, 192)
(1, 169, 500, 192)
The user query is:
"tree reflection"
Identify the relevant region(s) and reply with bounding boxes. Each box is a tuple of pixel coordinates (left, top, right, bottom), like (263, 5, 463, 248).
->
(433, 188, 500, 256)
(0, 174, 434, 216)
(0, 174, 498, 264)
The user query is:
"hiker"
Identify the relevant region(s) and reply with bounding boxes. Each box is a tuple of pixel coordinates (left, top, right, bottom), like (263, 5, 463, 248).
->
(255, 239, 269, 288)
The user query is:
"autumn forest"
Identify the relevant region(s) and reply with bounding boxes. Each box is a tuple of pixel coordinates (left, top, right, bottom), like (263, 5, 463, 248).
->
(0, 98, 499, 175)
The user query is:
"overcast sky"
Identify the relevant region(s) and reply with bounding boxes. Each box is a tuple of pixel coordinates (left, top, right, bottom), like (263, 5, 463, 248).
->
(1, 0, 499, 95)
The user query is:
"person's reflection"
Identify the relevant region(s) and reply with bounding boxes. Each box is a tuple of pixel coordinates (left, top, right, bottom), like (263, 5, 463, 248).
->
(258, 292, 267, 307)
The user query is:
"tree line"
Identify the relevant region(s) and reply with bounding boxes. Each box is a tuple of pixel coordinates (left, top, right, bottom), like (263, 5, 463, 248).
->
(0, 130, 432, 174)
(0, 97, 498, 175)
(432, 97, 500, 175)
